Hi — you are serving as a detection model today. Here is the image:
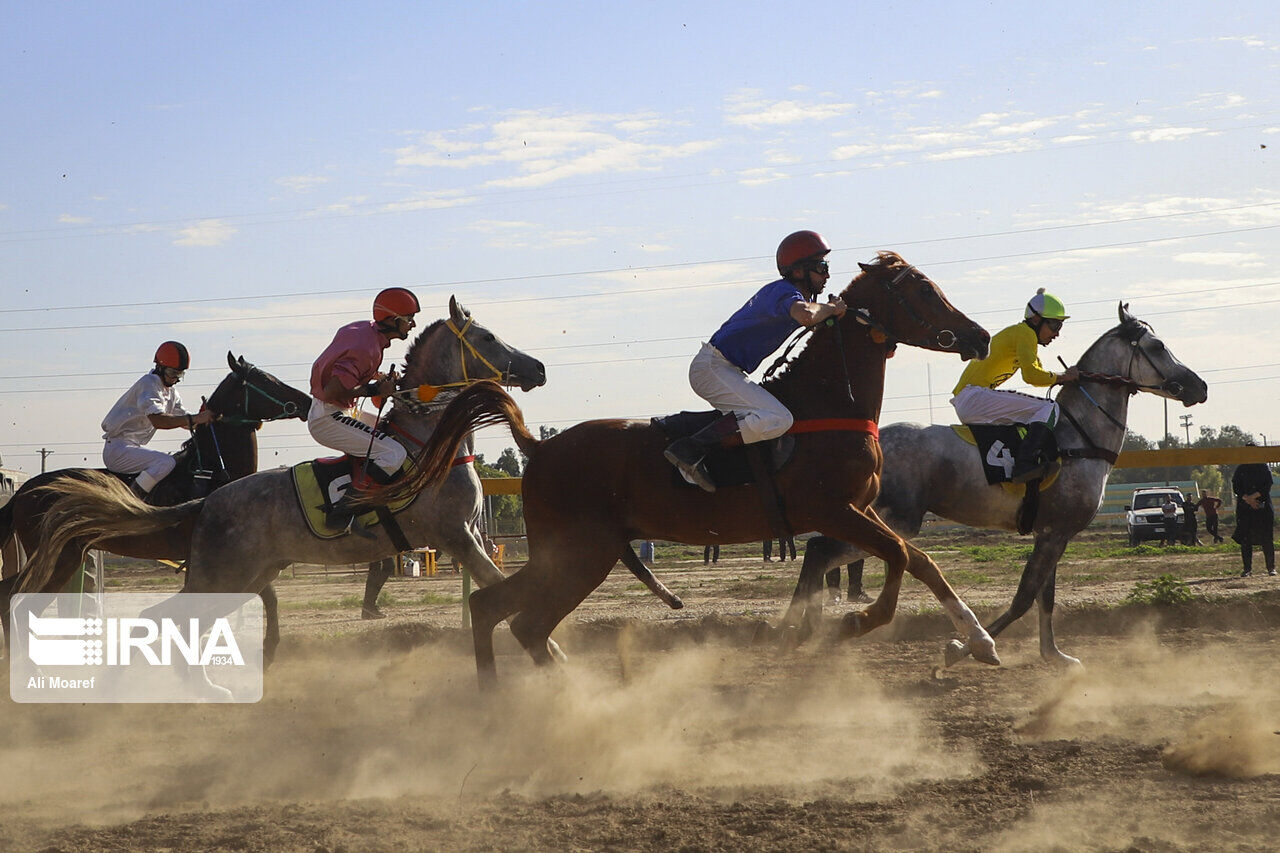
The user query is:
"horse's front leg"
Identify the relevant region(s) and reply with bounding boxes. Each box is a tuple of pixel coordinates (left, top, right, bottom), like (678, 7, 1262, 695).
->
(781, 535, 861, 639)
(814, 505, 912, 639)
(945, 532, 1067, 667)
(896, 537, 999, 666)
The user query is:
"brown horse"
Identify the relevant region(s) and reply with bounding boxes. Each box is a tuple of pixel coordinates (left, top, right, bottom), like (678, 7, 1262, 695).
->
(407, 251, 999, 687)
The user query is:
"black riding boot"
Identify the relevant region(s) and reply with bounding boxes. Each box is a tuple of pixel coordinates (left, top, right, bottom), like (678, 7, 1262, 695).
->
(1011, 422, 1059, 484)
(663, 412, 742, 493)
(328, 463, 400, 540)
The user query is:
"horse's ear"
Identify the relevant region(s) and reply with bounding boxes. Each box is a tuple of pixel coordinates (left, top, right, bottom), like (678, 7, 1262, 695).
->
(449, 295, 470, 323)
(227, 351, 242, 374)
(1118, 302, 1134, 324)
(858, 262, 873, 273)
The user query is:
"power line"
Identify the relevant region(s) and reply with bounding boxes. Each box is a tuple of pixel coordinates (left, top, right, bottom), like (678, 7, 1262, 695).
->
(5, 199, 1279, 316)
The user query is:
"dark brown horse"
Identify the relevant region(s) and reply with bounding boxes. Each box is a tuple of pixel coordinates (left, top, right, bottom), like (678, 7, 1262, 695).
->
(0, 354, 309, 646)
(407, 252, 1000, 687)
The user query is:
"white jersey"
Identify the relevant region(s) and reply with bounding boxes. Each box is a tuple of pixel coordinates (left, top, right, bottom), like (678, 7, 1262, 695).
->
(101, 372, 190, 445)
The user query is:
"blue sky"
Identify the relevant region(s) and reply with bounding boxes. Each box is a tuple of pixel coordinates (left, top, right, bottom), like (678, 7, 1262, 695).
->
(2, 2, 1278, 473)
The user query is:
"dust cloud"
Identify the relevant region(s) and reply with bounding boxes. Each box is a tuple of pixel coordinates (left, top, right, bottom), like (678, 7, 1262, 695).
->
(0, 634, 976, 828)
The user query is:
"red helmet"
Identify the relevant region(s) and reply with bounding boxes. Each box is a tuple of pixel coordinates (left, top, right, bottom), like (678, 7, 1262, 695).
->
(154, 341, 190, 371)
(776, 230, 832, 274)
(373, 287, 421, 323)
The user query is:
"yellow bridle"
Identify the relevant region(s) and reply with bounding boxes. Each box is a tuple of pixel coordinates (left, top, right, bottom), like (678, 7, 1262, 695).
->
(408, 316, 508, 403)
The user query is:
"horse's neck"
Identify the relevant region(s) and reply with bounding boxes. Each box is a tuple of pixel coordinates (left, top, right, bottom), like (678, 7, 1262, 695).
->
(766, 325, 889, 422)
(208, 424, 259, 479)
(410, 326, 462, 388)
(1056, 381, 1130, 454)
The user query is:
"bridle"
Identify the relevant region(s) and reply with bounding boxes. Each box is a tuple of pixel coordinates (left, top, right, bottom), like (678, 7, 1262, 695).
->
(389, 317, 518, 414)
(854, 264, 959, 353)
(215, 371, 301, 426)
(1058, 322, 1183, 461)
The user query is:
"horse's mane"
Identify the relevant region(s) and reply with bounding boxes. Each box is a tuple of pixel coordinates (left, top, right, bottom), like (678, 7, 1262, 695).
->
(1077, 315, 1150, 369)
(401, 319, 450, 373)
(762, 250, 908, 394)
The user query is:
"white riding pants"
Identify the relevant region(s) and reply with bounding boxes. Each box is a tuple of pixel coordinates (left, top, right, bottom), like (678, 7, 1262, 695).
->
(307, 398, 407, 477)
(102, 440, 176, 494)
(950, 385, 1059, 426)
(689, 342, 793, 444)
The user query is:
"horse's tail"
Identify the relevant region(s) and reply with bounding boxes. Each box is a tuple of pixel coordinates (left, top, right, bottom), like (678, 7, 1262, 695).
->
(0, 499, 13, 552)
(18, 472, 204, 594)
(361, 380, 537, 508)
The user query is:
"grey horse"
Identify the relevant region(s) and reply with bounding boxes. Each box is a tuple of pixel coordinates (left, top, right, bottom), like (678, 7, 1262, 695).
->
(784, 303, 1208, 667)
(21, 296, 547, 663)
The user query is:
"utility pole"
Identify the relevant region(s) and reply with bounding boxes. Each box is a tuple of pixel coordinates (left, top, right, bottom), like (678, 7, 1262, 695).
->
(38, 448, 54, 473)
(1179, 414, 1193, 447)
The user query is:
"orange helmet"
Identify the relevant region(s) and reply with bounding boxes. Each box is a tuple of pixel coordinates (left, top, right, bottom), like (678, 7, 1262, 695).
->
(154, 341, 190, 371)
(776, 230, 831, 274)
(373, 287, 420, 323)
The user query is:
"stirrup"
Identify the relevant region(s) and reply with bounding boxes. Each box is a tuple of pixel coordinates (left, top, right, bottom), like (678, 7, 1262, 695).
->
(663, 439, 716, 492)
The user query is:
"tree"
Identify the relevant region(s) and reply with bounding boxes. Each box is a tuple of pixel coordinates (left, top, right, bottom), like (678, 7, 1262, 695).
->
(494, 447, 522, 477)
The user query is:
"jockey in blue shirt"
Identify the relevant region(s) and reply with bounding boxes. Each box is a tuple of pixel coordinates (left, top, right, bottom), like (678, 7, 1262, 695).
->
(664, 230, 847, 491)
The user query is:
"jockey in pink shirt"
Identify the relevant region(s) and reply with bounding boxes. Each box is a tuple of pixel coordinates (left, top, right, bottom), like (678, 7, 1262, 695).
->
(307, 287, 419, 533)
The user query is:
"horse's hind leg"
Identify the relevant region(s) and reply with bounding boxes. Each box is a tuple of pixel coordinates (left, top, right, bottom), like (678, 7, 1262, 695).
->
(1036, 565, 1080, 668)
(260, 583, 281, 668)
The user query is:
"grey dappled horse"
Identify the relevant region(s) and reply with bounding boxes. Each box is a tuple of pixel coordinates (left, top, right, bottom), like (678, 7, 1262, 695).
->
(21, 297, 547, 663)
(785, 304, 1208, 667)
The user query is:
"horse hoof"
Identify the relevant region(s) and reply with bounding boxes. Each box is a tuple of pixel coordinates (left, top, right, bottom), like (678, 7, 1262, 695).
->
(669, 595, 685, 610)
(1046, 650, 1083, 670)
(547, 638, 568, 664)
(943, 639, 969, 667)
(839, 611, 864, 639)
(970, 638, 1001, 667)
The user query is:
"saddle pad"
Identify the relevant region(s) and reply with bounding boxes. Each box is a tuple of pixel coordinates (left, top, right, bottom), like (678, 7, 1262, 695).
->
(291, 457, 419, 540)
(950, 424, 1060, 492)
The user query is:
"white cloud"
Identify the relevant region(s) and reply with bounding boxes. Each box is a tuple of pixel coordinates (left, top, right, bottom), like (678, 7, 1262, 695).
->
(395, 109, 718, 189)
(464, 218, 601, 250)
(173, 219, 237, 247)
(1129, 127, 1206, 143)
(276, 175, 330, 192)
(58, 214, 90, 224)
(1173, 251, 1264, 267)
(723, 91, 855, 126)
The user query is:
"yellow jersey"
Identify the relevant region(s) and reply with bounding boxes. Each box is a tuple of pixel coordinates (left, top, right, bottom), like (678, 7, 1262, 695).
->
(952, 321, 1058, 396)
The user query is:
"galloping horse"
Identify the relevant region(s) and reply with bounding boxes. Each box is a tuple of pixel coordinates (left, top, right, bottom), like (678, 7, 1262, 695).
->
(21, 297, 547, 663)
(404, 252, 997, 686)
(0, 354, 308, 645)
(785, 304, 1208, 667)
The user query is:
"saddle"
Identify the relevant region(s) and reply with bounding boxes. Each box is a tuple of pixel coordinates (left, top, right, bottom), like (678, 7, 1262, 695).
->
(652, 411, 796, 489)
(290, 456, 419, 540)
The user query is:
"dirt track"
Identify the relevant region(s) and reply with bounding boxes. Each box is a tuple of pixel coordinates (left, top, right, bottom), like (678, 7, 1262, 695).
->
(4, 535, 1280, 851)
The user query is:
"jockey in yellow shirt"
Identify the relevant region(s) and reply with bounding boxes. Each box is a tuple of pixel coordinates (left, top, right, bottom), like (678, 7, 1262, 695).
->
(951, 288, 1079, 483)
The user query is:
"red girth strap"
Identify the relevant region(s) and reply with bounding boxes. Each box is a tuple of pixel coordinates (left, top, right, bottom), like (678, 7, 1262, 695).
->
(383, 420, 476, 467)
(788, 418, 880, 440)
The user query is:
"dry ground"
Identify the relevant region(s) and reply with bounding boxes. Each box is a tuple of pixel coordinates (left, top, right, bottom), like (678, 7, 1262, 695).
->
(3, 528, 1279, 852)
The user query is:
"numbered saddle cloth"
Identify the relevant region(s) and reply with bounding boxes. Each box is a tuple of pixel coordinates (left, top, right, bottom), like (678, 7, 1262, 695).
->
(951, 424, 1061, 492)
(290, 457, 419, 539)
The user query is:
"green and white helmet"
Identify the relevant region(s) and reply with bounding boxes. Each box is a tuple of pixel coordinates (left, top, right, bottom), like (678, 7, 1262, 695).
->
(1025, 288, 1069, 321)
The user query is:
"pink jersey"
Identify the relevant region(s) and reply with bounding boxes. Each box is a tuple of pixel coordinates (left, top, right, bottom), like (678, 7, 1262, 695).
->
(310, 321, 391, 403)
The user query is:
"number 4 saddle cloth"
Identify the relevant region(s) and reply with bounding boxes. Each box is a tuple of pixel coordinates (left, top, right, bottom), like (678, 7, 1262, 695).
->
(951, 424, 1060, 493)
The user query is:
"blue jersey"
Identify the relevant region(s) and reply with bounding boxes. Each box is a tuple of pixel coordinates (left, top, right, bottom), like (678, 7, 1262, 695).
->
(708, 279, 805, 373)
